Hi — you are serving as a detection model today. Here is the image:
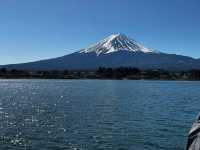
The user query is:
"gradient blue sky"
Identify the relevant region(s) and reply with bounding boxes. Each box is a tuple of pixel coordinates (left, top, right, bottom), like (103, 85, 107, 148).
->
(0, 0, 199, 64)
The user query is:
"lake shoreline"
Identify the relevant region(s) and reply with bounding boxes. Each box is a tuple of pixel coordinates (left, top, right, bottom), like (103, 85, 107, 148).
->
(0, 67, 200, 80)
(0, 77, 200, 81)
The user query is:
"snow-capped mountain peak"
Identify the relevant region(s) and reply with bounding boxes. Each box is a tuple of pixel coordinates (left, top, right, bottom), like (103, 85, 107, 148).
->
(80, 33, 158, 55)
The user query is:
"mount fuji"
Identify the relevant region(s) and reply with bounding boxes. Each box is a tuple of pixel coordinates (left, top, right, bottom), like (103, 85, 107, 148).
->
(1, 34, 200, 71)
(79, 33, 157, 55)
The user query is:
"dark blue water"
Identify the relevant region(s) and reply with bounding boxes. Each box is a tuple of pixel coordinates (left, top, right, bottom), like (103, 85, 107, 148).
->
(0, 80, 199, 150)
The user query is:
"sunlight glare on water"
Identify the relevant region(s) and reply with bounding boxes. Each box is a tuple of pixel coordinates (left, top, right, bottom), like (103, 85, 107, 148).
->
(0, 79, 199, 150)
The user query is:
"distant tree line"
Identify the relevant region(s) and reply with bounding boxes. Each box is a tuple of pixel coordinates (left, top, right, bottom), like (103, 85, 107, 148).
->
(0, 67, 200, 80)
(96, 67, 200, 80)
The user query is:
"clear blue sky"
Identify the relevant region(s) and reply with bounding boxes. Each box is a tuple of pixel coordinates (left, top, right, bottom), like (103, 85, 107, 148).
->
(0, 0, 200, 64)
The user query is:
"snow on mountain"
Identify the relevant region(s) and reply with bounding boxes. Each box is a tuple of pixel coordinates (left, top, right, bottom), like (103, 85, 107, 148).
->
(80, 33, 159, 55)
(2, 33, 200, 71)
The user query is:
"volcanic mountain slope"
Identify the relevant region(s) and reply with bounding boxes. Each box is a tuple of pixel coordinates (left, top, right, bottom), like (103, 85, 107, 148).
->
(1, 34, 200, 71)
(79, 33, 157, 54)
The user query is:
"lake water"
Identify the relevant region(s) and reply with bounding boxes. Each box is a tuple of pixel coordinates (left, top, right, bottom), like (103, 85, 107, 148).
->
(0, 80, 199, 150)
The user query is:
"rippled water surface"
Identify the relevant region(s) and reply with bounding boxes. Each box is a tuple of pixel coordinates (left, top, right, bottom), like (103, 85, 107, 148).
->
(0, 80, 199, 150)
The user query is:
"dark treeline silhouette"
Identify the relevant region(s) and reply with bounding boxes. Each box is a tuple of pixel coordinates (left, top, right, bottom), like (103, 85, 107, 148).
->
(96, 67, 200, 80)
(96, 67, 141, 79)
(0, 67, 200, 80)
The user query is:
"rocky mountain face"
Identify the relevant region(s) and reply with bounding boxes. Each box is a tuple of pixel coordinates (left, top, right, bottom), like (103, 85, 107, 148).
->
(1, 34, 200, 71)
